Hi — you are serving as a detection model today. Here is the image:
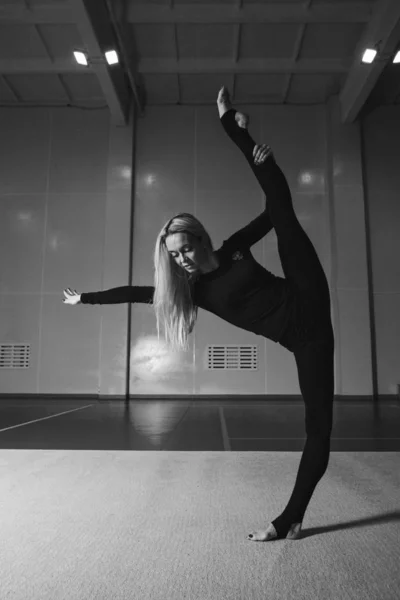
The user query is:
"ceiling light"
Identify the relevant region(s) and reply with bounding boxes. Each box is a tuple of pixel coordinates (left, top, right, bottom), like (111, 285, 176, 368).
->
(361, 49, 377, 64)
(73, 51, 88, 66)
(105, 50, 119, 65)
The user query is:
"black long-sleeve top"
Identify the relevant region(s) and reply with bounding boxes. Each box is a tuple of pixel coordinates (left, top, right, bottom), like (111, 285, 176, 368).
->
(81, 219, 296, 343)
(81, 110, 299, 344)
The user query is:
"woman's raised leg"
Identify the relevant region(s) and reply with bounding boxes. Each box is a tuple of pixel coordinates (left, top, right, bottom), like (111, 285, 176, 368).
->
(219, 104, 329, 305)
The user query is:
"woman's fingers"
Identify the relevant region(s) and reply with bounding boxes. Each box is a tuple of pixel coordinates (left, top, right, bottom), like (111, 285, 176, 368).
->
(253, 144, 272, 164)
(253, 144, 269, 158)
(263, 146, 272, 160)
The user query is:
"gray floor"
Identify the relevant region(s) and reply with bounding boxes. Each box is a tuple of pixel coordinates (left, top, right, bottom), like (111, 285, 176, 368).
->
(1, 398, 399, 451)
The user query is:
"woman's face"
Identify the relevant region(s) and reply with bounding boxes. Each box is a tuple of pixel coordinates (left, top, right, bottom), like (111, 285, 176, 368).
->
(165, 232, 207, 274)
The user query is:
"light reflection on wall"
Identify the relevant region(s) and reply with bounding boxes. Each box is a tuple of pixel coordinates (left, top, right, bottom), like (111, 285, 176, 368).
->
(333, 162, 343, 178)
(145, 173, 157, 186)
(17, 211, 32, 222)
(15, 210, 67, 252)
(301, 172, 313, 185)
(16, 210, 61, 247)
(119, 165, 131, 180)
(16, 210, 33, 228)
(298, 170, 325, 189)
(48, 235, 60, 250)
(130, 335, 196, 382)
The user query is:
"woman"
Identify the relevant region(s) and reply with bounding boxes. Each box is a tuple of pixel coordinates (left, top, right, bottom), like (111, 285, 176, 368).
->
(64, 87, 335, 542)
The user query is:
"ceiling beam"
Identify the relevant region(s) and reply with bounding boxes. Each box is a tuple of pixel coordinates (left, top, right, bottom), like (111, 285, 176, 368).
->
(0, 59, 94, 73)
(282, 0, 313, 104)
(0, 57, 350, 75)
(104, 0, 144, 116)
(0, 1, 372, 25)
(0, 1, 74, 24)
(69, 0, 130, 126)
(125, 2, 372, 24)
(340, 0, 400, 123)
(137, 57, 350, 75)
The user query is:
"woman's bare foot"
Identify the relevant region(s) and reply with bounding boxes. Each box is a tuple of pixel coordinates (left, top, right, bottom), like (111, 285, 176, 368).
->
(216, 85, 232, 117)
(247, 521, 302, 541)
(217, 86, 249, 129)
(247, 523, 278, 542)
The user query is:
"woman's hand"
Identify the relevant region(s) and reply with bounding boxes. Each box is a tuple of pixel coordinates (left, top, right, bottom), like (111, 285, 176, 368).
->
(253, 144, 273, 166)
(63, 288, 81, 305)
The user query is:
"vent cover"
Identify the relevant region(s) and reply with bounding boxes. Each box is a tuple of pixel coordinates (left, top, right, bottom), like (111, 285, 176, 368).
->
(0, 344, 30, 369)
(0, 344, 258, 371)
(206, 345, 258, 370)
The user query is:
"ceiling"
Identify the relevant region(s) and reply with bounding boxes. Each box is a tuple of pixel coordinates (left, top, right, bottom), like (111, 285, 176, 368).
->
(0, 0, 399, 125)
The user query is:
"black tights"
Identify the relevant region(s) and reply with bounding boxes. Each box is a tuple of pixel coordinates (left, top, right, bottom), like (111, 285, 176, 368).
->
(220, 109, 335, 538)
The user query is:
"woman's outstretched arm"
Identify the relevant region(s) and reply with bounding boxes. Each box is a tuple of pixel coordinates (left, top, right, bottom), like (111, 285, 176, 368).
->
(76, 286, 154, 305)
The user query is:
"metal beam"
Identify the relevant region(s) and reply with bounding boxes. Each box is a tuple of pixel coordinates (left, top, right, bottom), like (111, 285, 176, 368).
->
(283, 0, 312, 104)
(0, 1, 373, 25)
(137, 57, 350, 75)
(340, 0, 400, 123)
(0, 59, 94, 73)
(0, 1, 75, 23)
(0, 56, 351, 76)
(69, 0, 129, 126)
(0, 57, 350, 75)
(125, 2, 372, 24)
(104, 0, 144, 116)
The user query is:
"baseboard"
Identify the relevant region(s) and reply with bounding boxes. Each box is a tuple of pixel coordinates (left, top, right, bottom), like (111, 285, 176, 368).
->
(0, 393, 398, 403)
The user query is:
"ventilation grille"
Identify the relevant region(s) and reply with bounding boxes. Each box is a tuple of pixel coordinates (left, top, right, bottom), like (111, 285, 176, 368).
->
(0, 344, 258, 371)
(0, 344, 30, 369)
(206, 345, 258, 370)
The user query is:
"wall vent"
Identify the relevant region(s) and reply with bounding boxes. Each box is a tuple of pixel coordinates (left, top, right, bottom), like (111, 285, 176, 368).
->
(0, 344, 30, 369)
(0, 344, 258, 371)
(206, 345, 258, 370)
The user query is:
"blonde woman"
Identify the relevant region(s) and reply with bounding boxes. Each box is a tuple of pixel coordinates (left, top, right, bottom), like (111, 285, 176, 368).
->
(64, 87, 334, 542)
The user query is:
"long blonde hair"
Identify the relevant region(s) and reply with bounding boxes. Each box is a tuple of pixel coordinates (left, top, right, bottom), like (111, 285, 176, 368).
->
(153, 213, 215, 352)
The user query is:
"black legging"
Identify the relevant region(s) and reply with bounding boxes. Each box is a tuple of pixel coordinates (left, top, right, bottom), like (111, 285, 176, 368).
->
(220, 109, 335, 538)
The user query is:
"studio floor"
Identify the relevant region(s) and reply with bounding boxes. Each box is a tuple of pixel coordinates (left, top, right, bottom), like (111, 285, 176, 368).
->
(0, 397, 399, 451)
(1, 398, 400, 600)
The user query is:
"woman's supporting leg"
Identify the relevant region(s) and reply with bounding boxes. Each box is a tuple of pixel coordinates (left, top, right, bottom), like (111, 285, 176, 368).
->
(271, 336, 334, 538)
